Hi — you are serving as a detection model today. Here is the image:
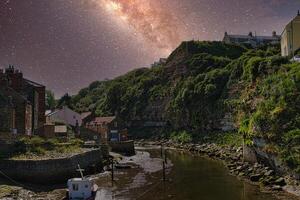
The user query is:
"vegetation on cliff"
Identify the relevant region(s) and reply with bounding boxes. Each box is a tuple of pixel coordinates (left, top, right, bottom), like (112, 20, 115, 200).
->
(66, 41, 299, 172)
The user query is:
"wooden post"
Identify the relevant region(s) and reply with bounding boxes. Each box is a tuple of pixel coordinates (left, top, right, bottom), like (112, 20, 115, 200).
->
(111, 158, 114, 186)
(161, 145, 163, 158)
(163, 161, 166, 182)
(164, 149, 167, 164)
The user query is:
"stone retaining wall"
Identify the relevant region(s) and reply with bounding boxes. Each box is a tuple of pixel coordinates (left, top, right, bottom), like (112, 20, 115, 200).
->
(0, 149, 103, 184)
(109, 140, 135, 156)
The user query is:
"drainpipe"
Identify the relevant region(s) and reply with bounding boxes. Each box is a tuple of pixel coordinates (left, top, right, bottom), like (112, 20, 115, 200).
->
(291, 20, 294, 58)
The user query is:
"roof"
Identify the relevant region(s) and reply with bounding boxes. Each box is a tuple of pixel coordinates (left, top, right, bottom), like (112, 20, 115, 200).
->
(46, 106, 80, 117)
(89, 116, 116, 125)
(46, 110, 60, 117)
(24, 79, 45, 88)
(281, 15, 300, 35)
(81, 112, 92, 120)
(226, 34, 280, 41)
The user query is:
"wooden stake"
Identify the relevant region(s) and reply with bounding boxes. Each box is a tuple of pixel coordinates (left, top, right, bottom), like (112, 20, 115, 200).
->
(111, 158, 114, 186)
(163, 161, 166, 182)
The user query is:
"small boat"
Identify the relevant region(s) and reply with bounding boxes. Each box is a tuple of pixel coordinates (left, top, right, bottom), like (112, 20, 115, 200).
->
(64, 165, 98, 200)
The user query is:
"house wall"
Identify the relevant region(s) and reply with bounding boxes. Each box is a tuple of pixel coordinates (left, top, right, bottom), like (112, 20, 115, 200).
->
(25, 103, 32, 135)
(0, 107, 14, 132)
(14, 102, 27, 134)
(35, 86, 46, 129)
(49, 107, 82, 127)
(281, 29, 289, 56)
(281, 15, 300, 57)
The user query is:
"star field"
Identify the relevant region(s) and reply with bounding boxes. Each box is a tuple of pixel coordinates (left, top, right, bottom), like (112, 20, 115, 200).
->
(0, 0, 299, 97)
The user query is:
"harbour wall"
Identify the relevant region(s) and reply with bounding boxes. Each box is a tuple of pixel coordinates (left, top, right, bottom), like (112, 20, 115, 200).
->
(0, 149, 103, 184)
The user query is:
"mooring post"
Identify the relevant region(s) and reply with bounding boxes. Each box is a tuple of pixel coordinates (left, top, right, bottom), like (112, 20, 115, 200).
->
(164, 149, 167, 164)
(162, 161, 166, 182)
(111, 158, 114, 186)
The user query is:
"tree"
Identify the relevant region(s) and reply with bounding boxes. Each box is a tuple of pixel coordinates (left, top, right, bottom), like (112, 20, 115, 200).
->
(45, 90, 56, 110)
(57, 93, 72, 108)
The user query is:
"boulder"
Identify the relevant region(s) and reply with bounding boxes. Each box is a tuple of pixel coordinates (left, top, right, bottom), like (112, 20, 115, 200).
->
(274, 177, 286, 186)
(250, 174, 262, 182)
(264, 170, 275, 177)
(271, 185, 282, 191)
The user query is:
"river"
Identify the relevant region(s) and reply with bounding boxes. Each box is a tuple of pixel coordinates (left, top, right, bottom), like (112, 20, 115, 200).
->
(93, 147, 297, 200)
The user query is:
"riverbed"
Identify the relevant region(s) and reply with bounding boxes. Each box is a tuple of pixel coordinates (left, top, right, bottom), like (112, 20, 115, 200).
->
(95, 146, 298, 200)
(0, 146, 298, 200)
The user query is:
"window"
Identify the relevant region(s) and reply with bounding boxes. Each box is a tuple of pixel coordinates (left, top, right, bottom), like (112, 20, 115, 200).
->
(72, 184, 79, 191)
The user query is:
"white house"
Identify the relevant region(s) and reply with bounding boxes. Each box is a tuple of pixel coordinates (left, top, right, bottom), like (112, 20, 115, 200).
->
(46, 106, 82, 127)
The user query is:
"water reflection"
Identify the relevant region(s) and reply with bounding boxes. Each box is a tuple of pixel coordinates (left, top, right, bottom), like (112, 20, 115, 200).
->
(94, 148, 294, 200)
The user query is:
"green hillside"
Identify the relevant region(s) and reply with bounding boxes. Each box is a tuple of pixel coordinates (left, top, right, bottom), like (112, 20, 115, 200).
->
(67, 41, 299, 172)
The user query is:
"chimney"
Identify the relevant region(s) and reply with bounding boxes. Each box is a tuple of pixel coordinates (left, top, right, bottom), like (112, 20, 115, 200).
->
(5, 65, 23, 91)
(298, 10, 300, 16)
(225, 32, 228, 36)
(248, 32, 253, 37)
(272, 31, 277, 37)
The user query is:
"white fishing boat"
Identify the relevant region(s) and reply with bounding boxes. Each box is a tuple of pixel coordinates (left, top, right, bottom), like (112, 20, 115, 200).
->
(65, 165, 98, 200)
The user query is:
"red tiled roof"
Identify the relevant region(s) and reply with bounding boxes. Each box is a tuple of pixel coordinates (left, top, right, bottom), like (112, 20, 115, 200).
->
(81, 112, 92, 120)
(89, 116, 116, 125)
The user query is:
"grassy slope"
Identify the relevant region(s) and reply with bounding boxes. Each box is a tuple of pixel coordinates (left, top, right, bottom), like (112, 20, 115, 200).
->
(68, 41, 299, 172)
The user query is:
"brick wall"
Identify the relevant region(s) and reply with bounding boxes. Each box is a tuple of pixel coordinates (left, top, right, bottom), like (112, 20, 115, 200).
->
(0, 107, 14, 132)
(35, 86, 46, 128)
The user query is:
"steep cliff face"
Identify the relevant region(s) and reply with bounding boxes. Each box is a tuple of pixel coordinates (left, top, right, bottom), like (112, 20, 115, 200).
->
(69, 41, 300, 172)
(70, 41, 246, 132)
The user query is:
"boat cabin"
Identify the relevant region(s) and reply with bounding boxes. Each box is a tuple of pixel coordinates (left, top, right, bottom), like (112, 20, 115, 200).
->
(67, 178, 93, 200)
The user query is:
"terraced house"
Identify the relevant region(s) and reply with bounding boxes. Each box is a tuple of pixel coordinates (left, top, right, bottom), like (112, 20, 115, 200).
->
(0, 66, 45, 135)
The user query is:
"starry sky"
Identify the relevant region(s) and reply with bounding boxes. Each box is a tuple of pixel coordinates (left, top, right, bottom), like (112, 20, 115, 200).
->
(0, 0, 300, 97)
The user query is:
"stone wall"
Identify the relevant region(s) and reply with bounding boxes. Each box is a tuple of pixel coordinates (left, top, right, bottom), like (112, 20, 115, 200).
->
(109, 140, 135, 156)
(0, 149, 103, 184)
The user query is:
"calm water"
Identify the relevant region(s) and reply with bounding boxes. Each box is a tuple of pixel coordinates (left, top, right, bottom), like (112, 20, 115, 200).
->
(109, 148, 295, 200)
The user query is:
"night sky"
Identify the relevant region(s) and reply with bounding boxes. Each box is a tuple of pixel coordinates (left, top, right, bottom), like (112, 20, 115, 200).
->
(1, 0, 300, 97)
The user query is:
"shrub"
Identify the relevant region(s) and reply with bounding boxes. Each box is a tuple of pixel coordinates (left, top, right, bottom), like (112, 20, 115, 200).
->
(171, 131, 192, 143)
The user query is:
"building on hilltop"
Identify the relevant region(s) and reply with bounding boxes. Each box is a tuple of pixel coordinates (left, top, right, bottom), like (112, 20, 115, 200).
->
(223, 31, 280, 47)
(151, 58, 167, 68)
(0, 66, 45, 135)
(281, 11, 300, 57)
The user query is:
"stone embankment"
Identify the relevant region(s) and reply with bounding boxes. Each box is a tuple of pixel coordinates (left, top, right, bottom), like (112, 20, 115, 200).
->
(109, 140, 135, 156)
(0, 148, 104, 184)
(135, 140, 300, 198)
